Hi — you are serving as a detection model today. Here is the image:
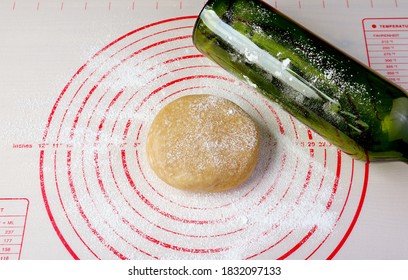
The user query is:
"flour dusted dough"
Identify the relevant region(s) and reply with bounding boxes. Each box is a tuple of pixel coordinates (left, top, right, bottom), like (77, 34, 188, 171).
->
(146, 95, 260, 192)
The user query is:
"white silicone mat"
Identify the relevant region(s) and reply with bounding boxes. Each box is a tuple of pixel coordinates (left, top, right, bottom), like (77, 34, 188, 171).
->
(0, 0, 407, 260)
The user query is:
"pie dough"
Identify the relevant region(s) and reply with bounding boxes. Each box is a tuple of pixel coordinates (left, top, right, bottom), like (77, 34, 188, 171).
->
(146, 94, 260, 192)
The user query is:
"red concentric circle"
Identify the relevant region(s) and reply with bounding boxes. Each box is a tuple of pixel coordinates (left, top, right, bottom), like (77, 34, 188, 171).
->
(39, 16, 369, 260)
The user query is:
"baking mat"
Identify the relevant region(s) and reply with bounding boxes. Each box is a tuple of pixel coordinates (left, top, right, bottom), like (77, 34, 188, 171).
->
(0, 0, 407, 260)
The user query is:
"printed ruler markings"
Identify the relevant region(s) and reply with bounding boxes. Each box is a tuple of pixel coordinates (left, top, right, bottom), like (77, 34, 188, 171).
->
(6, 0, 400, 11)
(273, 0, 396, 9)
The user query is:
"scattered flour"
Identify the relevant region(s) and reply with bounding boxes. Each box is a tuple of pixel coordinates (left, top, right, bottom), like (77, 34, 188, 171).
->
(37, 22, 349, 260)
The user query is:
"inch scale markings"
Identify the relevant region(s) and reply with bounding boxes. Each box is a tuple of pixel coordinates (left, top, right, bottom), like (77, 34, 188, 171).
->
(364, 18, 408, 90)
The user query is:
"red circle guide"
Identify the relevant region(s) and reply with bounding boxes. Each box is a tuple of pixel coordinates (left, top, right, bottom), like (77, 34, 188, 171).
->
(39, 16, 368, 260)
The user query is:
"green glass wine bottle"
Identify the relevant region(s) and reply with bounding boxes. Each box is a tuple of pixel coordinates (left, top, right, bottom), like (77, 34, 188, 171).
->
(193, 0, 408, 162)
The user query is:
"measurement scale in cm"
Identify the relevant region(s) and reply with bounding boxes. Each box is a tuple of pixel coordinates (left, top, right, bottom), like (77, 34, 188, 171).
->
(1, 0, 408, 10)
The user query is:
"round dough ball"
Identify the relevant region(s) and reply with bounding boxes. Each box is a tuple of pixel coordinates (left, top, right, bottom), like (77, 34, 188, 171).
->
(146, 94, 260, 192)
